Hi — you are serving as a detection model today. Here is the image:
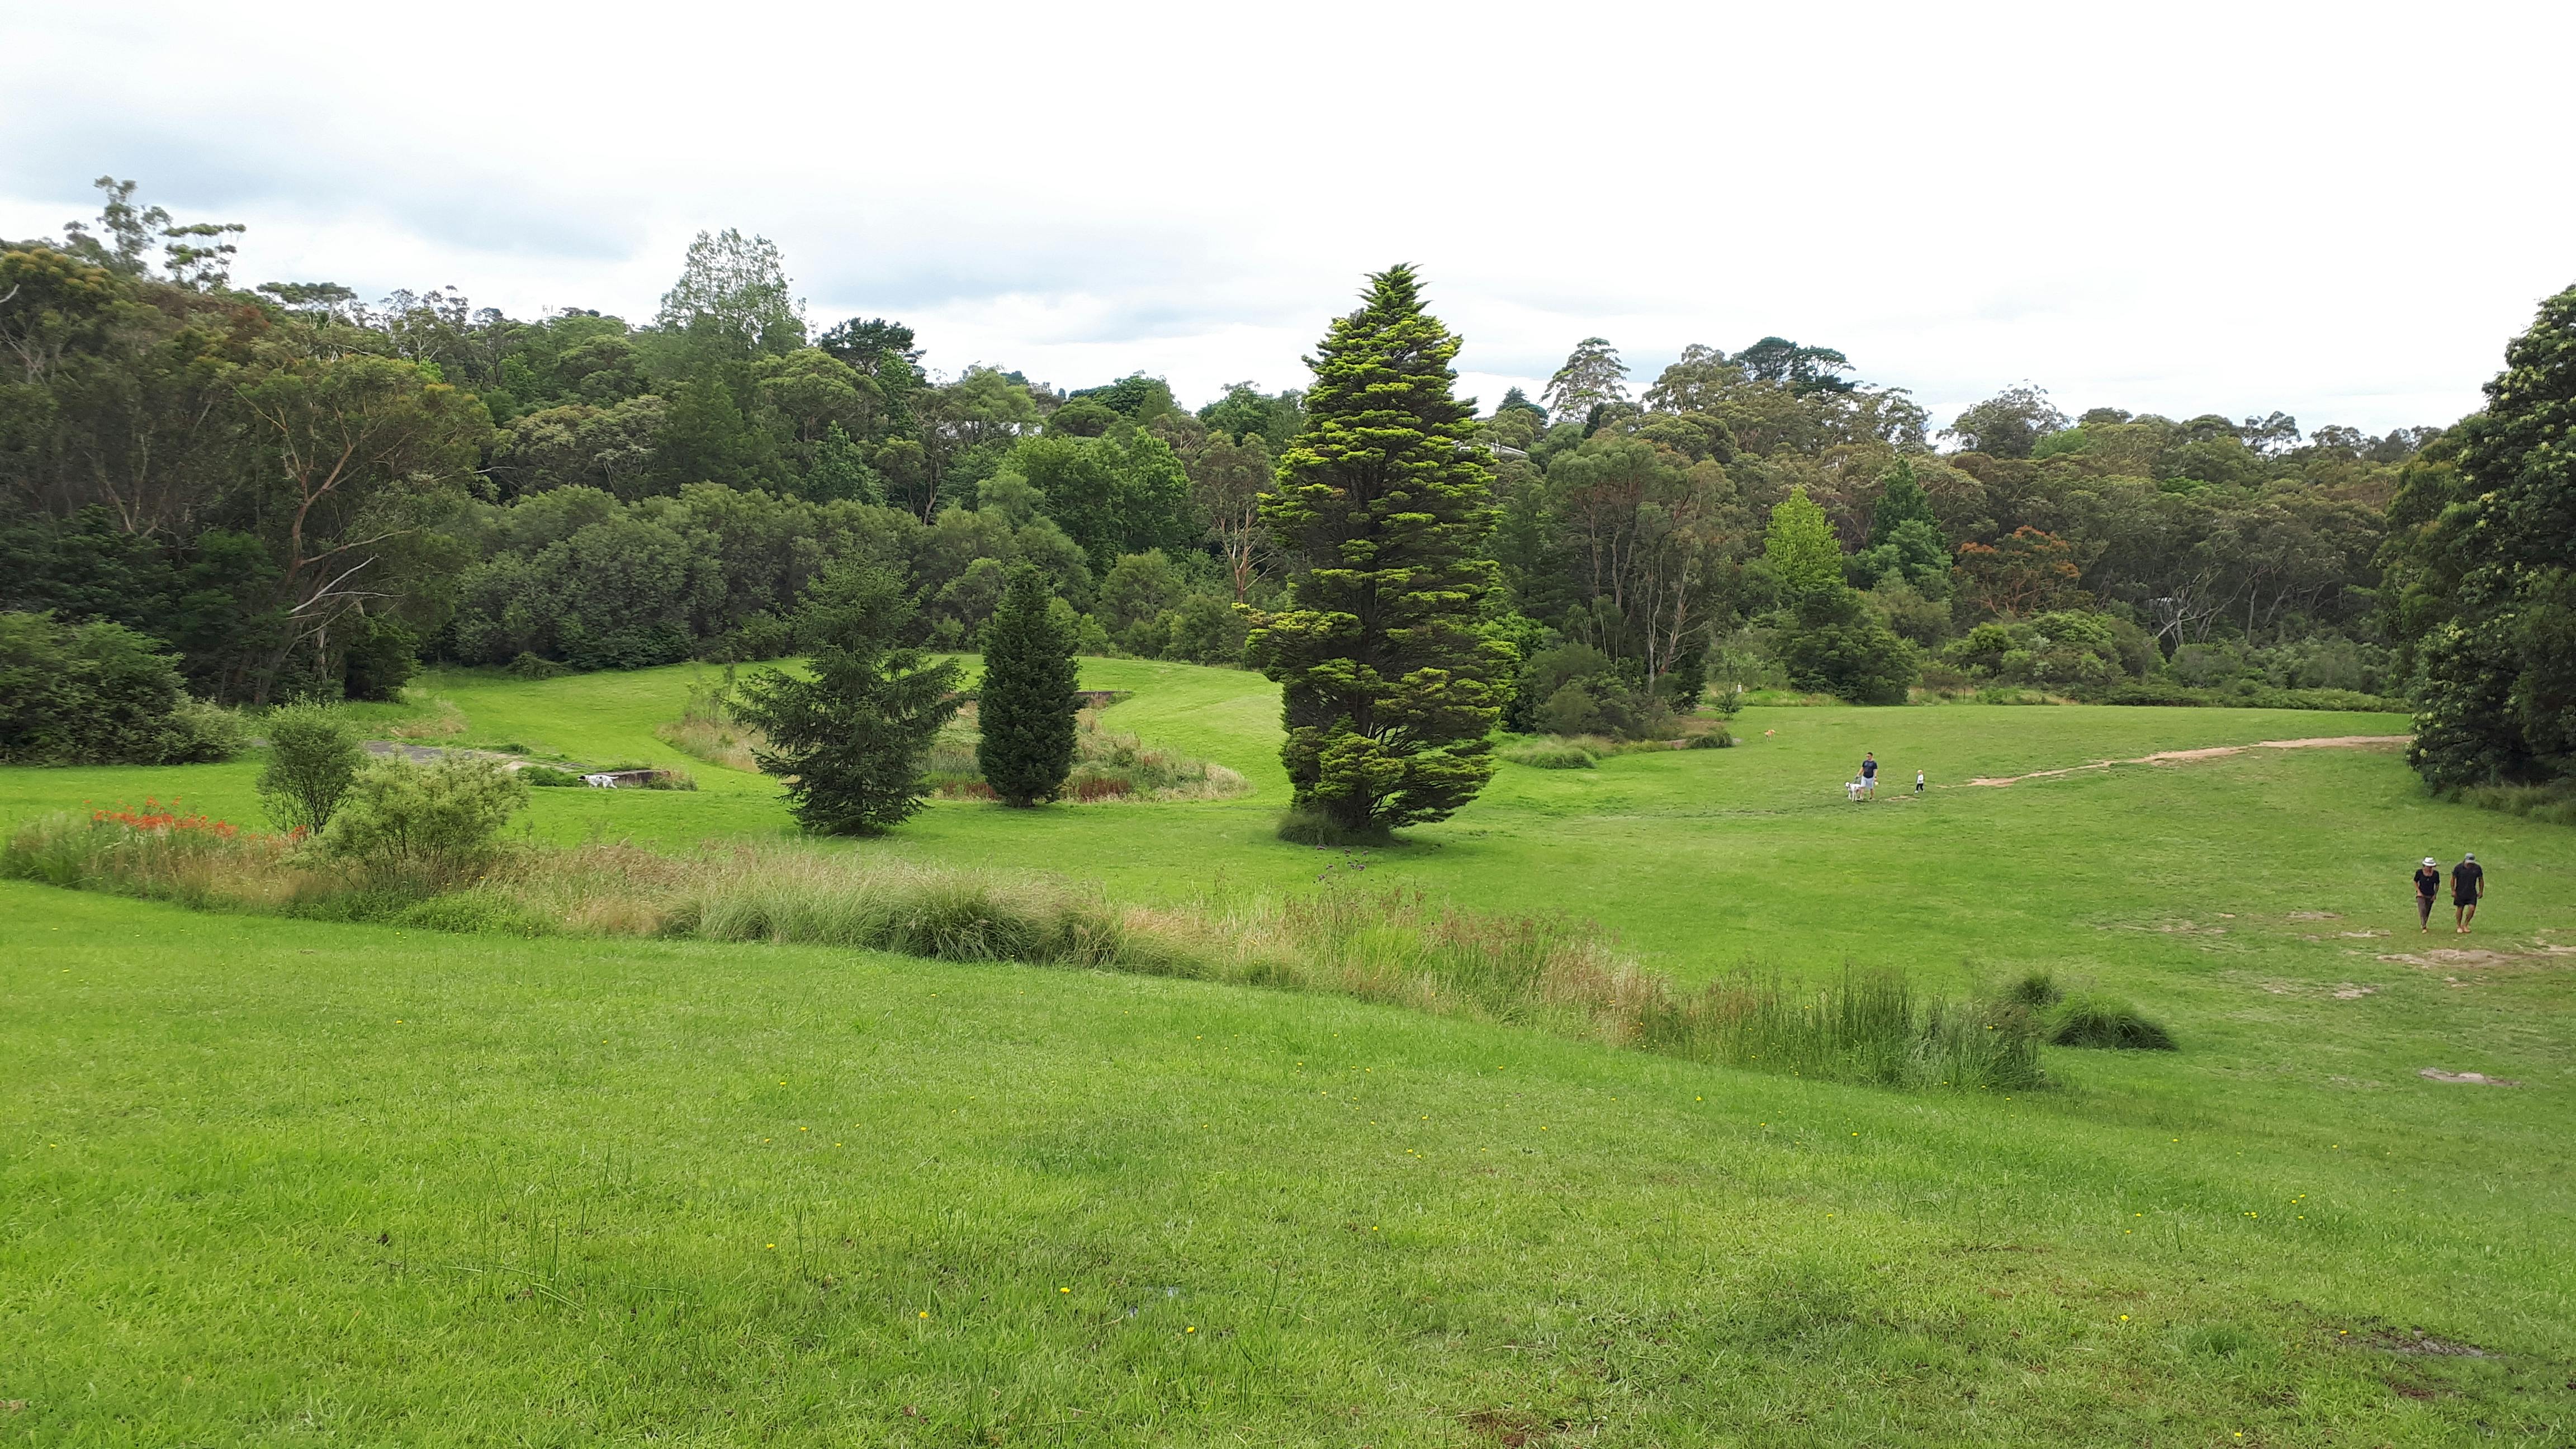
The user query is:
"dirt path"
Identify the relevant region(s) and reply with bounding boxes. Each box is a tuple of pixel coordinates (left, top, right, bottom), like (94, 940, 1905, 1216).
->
(1963, 735, 2409, 788)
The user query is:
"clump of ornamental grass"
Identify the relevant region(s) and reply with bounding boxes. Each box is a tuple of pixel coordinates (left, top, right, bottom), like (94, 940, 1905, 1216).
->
(926, 707, 1248, 803)
(2007, 969, 2064, 1007)
(1636, 969, 2044, 1091)
(1499, 738, 1599, 769)
(654, 678, 768, 771)
(2454, 779, 2576, 826)
(2048, 992, 2179, 1050)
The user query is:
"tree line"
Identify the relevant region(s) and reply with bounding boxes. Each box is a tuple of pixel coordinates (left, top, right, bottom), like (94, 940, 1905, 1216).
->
(4, 177, 2566, 816)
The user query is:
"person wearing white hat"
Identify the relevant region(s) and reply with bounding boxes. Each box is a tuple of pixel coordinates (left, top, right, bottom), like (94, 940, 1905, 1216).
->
(2412, 857, 2444, 933)
(2451, 853, 2485, 933)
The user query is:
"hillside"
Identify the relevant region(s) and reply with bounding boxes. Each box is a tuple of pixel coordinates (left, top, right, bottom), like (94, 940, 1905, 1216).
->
(3, 662, 2573, 1443)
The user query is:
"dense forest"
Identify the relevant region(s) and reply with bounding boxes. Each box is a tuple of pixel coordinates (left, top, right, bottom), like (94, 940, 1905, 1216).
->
(3, 177, 2565, 797)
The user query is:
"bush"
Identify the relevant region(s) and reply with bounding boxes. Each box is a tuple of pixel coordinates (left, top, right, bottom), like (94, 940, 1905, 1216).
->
(506, 652, 567, 680)
(1515, 645, 1674, 739)
(1775, 605, 1919, 705)
(518, 765, 585, 787)
(1500, 738, 1599, 769)
(0, 612, 241, 765)
(319, 755, 531, 886)
(258, 703, 365, 835)
(2048, 992, 2177, 1050)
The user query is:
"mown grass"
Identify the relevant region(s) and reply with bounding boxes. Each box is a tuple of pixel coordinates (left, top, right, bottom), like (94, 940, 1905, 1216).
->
(6, 658, 2576, 1441)
(5, 883, 2572, 1445)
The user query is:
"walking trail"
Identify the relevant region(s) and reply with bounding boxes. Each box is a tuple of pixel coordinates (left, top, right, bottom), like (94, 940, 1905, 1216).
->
(1963, 735, 2409, 788)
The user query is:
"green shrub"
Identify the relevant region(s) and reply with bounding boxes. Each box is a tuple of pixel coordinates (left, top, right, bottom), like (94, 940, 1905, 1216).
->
(258, 703, 365, 835)
(506, 652, 567, 680)
(518, 765, 585, 787)
(1774, 594, 1919, 705)
(0, 611, 242, 765)
(1685, 724, 1734, 749)
(1500, 738, 1598, 769)
(2049, 992, 2177, 1050)
(319, 755, 530, 885)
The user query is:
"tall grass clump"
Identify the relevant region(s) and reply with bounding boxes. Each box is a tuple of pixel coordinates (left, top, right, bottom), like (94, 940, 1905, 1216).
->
(654, 678, 767, 771)
(3, 808, 344, 913)
(2452, 779, 2576, 826)
(1499, 738, 1599, 769)
(1637, 969, 2044, 1091)
(2048, 992, 2178, 1050)
(926, 704, 1248, 803)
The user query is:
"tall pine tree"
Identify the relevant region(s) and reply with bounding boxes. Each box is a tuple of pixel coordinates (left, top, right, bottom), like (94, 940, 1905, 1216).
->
(1247, 266, 1507, 839)
(976, 567, 1078, 806)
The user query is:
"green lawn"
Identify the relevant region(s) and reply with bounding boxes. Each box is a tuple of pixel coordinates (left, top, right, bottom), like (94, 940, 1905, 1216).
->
(4, 661, 2573, 1443)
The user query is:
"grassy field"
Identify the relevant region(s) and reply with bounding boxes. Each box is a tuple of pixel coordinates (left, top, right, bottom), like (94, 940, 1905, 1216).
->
(4, 660, 2574, 1443)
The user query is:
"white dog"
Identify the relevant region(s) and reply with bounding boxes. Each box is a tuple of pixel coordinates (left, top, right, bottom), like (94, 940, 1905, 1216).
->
(1844, 778, 1867, 802)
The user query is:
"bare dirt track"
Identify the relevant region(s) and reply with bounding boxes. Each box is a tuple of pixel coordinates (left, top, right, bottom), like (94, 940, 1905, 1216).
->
(1964, 735, 2409, 788)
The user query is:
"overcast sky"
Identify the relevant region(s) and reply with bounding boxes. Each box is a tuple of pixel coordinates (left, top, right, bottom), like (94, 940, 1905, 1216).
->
(6, 0, 2569, 436)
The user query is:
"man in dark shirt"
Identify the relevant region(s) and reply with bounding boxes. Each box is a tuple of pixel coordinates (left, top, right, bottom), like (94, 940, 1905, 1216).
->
(2451, 853, 2485, 933)
(1860, 752, 1878, 799)
(2413, 858, 2443, 933)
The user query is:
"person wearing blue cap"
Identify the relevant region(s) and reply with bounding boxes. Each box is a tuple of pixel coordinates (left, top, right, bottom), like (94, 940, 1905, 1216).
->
(2451, 853, 2485, 933)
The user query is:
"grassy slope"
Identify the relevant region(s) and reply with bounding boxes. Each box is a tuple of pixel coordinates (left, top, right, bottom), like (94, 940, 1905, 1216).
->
(5, 884, 2570, 1446)
(4, 660, 2574, 1441)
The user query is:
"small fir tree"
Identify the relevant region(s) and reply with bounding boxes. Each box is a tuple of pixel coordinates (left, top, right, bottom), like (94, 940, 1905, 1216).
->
(976, 567, 1079, 806)
(1247, 266, 1508, 839)
(731, 562, 960, 835)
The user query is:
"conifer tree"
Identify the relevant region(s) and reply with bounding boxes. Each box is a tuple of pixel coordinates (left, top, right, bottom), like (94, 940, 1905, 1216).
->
(731, 562, 960, 835)
(1247, 266, 1507, 839)
(976, 567, 1078, 806)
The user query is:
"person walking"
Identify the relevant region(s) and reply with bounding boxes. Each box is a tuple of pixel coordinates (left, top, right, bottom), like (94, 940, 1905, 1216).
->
(2413, 857, 2443, 933)
(1914, 768, 1926, 795)
(2451, 853, 2485, 932)
(1860, 752, 1879, 799)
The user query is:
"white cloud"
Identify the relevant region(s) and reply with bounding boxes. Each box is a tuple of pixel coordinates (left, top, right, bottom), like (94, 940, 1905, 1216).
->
(6, 0, 2568, 433)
